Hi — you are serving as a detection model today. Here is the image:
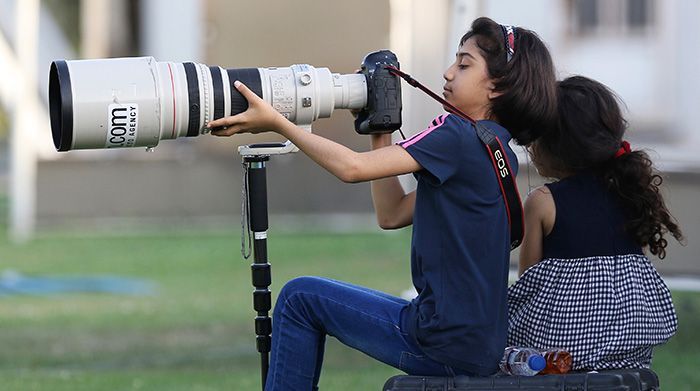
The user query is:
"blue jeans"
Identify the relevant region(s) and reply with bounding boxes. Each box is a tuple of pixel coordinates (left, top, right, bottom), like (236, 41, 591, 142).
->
(264, 276, 459, 390)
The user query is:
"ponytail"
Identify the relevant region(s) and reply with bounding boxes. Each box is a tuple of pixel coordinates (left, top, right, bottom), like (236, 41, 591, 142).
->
(601, 151, 684, 259)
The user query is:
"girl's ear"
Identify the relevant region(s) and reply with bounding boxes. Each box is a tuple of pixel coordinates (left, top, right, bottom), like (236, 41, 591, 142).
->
(488, 83, 504, 99)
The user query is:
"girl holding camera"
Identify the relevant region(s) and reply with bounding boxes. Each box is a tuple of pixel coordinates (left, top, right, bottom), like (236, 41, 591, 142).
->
(508, 76, 682, 370)
(210, 17, 556, 390)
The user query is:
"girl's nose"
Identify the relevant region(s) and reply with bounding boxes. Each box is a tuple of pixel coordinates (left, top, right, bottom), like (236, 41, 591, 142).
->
(443, 68, 452, 81)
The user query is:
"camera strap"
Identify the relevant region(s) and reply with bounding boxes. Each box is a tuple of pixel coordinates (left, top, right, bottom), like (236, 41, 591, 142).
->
(385, 66, 524, 249)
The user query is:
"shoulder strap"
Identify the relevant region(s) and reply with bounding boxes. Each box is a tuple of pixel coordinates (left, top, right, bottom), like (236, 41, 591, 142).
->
(386, 66, 524, 249)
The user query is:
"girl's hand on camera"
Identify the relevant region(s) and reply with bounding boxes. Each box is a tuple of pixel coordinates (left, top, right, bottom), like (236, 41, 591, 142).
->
(208, 81, 287, 136)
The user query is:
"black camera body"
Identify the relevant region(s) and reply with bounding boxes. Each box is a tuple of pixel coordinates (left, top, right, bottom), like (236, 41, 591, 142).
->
(354, 50, 402, 134)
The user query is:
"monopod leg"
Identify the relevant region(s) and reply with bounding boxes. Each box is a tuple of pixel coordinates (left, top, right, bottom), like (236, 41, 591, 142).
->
(244, 156, 272, 390)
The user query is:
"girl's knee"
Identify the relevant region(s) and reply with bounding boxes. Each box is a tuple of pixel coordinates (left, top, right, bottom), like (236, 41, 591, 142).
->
(273, 276, 328, 323)
(277, 276, 324, 303)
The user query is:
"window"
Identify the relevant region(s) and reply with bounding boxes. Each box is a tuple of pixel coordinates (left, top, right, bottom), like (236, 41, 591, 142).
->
(569, 0, 654, 36)
(627, 0, 651, 28)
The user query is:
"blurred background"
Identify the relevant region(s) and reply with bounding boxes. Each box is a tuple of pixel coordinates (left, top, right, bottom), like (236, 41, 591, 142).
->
(0, 0, 698, 390)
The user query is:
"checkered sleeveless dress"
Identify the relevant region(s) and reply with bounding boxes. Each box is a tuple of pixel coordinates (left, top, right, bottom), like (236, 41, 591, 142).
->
(507, 173, 677, 370)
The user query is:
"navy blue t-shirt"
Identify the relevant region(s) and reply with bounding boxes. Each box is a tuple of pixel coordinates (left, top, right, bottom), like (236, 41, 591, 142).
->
(398, 114, 516, 376)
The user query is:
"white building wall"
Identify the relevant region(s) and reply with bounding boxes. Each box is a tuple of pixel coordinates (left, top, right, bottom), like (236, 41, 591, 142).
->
(673, 0, 700, 149)
(390, 0, 451, 138)
(140, 0, 203, 62)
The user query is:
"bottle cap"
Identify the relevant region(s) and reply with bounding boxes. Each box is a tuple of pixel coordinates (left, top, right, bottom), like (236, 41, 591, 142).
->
(528, 355, 546, 372)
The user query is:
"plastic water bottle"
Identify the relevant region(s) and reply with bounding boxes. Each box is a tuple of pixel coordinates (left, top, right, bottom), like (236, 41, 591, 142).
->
(540, 348, 573, 374)
(499, 347, 546, 376)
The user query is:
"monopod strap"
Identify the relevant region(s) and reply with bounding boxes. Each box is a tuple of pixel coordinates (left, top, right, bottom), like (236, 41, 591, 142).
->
(241, 162, 252, 259)
(386, 65, 524, 249)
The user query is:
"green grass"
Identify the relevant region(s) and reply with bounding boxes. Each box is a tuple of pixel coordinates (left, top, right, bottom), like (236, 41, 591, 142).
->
(651, 290, 700, 390)
(0, 228, 411, 390)
(0, 226, 698, 390)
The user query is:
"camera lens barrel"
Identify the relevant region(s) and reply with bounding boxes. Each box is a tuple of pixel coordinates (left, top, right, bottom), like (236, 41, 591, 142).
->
(48, 57, 367, 151)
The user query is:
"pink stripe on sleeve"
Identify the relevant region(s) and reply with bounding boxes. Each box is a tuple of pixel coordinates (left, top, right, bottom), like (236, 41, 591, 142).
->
(399, 114, 448, 149)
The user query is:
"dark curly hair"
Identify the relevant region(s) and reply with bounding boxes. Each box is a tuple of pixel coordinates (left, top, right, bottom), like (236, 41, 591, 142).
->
(460, 17, 557, 145)
(535, 76, 684, 259)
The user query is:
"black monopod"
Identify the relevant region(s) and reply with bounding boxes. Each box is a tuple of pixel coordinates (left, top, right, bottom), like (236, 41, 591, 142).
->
(239, 140, 299, 390)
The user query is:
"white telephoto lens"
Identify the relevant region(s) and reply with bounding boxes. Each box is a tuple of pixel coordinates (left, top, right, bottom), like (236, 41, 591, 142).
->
(49, 57, 367, 152)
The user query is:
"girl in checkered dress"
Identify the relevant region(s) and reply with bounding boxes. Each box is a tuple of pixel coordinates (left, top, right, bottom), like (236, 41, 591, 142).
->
(507, 76, 684, 371)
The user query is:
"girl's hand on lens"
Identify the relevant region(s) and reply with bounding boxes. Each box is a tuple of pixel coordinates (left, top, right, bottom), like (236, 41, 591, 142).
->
(208, 81, 286, 136)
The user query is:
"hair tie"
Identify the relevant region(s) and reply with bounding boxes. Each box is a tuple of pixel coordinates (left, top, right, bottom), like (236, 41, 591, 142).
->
(500, 24, 516, 62)
(614, 140, 631, 158)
